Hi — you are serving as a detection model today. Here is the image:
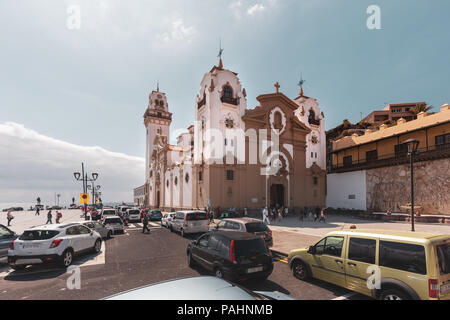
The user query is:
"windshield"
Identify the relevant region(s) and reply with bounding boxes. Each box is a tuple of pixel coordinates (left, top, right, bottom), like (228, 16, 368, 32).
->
(104, 218, 122, 224)
(128, 210, 140, 215)
(245, 222, 269, 233)
(20, 230, 60, 240)
(151, 211, 162, 215)
(437, 244, 450, 275)
(103, 210, 115, 215)
(235, 239, 268, 256)
(186, 212, 207, 221)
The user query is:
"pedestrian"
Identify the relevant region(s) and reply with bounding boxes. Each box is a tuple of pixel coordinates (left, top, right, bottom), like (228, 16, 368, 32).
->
(262, 207, 270, 225)
(278, 207, 283, 222)
(142, 214, 150, 234)
(319, 207, 326, 223)
(46, 210, 53, 224)
(6, 211, 14, 226)
(313, 207, 319, 222)
(56, 211, 62, 224)
(244, 207, 248, 217)
(284, 207, 288, 218)
(35, 206, 40, 216)
(308, 208, 313, 221)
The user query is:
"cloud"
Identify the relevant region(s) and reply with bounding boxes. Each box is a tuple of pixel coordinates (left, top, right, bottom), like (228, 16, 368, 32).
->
(247, 4, 266, 15)
(157, 16, 196, 43)
(0, 122, 145, 206)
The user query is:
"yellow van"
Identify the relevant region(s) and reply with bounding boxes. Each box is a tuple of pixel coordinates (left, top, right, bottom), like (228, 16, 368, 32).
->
(288, 229, 450, 300)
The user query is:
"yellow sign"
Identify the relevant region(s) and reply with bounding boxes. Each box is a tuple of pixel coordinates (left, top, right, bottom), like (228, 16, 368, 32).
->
(80, 193, 89, 204)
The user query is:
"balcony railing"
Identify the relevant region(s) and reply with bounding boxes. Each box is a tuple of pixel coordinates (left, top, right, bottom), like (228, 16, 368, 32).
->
(145, 110, 172, 120)
(330, 142, 450, 173)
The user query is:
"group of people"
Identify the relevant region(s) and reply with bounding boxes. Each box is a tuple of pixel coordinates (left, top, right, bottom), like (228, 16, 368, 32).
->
(262, 205, 289, 225)
(4, 208, 63, 227)
(298, 206, 326, 223)
(261, 205, 326, 225)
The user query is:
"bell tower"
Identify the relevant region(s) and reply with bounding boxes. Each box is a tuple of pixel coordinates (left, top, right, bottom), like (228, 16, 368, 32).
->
(144, 85, 172, 182)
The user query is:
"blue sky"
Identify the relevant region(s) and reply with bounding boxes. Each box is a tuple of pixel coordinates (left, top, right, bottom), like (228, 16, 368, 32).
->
(0, 0, 449, 204)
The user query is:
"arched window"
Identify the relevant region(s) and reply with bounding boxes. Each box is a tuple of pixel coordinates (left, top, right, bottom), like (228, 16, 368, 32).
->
(159, 100, 164, 108)
(223, 86, 233, 98)
(308, 110, 315, 123)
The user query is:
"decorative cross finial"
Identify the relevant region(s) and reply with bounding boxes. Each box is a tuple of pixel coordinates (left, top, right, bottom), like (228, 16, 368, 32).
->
(217, 38, 224, 69)
(297, 73, 306, 96)
(274, 82, 280, 94)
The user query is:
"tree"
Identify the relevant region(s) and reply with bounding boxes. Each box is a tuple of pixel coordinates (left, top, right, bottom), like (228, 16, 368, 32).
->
(412, 103, 432, 115)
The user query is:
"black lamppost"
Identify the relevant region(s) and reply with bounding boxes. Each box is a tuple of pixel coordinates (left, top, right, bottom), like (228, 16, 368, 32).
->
(73, 163, 99, 220)
(405, 139, 420, 232)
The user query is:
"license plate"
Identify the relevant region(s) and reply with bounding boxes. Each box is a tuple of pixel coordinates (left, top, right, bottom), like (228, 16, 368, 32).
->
(23, 243, 40, 249)
(247, 266, 263, 274)
(441, 283, 450, 294)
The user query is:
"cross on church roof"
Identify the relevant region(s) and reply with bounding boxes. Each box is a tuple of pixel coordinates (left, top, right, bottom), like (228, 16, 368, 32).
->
(217, 39, 224, 69)
(274, 82, 280, 94)
(297, 74, 306, 96)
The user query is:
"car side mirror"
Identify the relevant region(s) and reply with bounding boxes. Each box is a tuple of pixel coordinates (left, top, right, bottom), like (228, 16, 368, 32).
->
(307, 246, 316, 255)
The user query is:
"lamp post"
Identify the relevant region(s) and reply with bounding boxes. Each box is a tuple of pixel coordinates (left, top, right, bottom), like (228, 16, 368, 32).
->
(404, 139, 420, 232)
(73, 163, 99, 220)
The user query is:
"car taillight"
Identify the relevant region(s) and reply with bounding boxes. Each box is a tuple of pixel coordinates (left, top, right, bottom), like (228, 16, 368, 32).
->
(9, 241, 14, 250)
(429, 279, 439, 299)
(50, 239, 63, 248)
(229, 240, 236, 264)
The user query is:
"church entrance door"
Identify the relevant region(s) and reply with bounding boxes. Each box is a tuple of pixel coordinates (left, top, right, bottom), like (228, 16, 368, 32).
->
(156, 191, 160, 208)
(270, 184, 284, 208)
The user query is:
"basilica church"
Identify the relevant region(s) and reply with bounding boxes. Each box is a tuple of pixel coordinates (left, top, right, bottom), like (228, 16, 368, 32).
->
(134, 56, 326, 214)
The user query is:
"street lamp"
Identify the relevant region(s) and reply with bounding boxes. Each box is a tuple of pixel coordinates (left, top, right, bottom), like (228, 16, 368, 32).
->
(73, 163, 100, 220)
(404, 139, 420, 232)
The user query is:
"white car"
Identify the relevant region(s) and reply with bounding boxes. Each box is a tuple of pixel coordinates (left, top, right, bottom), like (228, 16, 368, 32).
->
(103, 216, 124, 234)
(170, 211, 209, 237)
(125, 208, 141, 222)
(161, 213, 176, 228)
(101, 208, 117, 221)
(8, 223, 102, 270)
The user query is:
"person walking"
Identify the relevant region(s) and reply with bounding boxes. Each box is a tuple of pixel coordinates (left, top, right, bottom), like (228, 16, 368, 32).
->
(46, 210, 53, 224)
(6, 211, 14, 226)
(142, 214, 150, 234)
(262, 207, 270, 225)
(244, 207, 248, 217)
(35, 206, 40, 216)
(284, 207, 289, 218)
(278, 207, 283, 222)
(319, 207, 326, 223)
(56, 211, 62, 224)
(314, 207, 320, 222)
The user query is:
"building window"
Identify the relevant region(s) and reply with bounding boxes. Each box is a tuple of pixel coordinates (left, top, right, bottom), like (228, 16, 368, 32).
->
(199, 171, 203, 181)
(311, 152, 314, 158)
(226, 170, 234, 181)
(174, 177, 178, 186)
(366, 150, 378, 162)
(166, 180, 169, 188)
(313, 177, 318, 185)
(343, 155, 353, 167)
(223, 85, 233, 98)
(435, 133, 450, 149)
(185, 173, 190, 183)
(395, 144, 408, 158)
(224, 138, 227, 146)
(315, 152, 318, 158)
(149, 171, 153, 178)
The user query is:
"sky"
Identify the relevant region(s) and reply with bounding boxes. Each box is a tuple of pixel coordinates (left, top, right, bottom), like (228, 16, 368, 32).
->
(0, 0, 449, 205)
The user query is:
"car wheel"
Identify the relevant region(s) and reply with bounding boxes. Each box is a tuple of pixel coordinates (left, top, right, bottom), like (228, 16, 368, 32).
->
(93, 239, 102, 253)
(181, 228, 185, 237)
(61, 249, 73, 268)
(170, 225, 173, 232)
(107, 231, 112, 239)
(292, 260, 309, 280)
(379, 288, 411, 300)
(11, 265, 26, 271)
(188, 251, 196, 268)
(214, 268, 224, 279)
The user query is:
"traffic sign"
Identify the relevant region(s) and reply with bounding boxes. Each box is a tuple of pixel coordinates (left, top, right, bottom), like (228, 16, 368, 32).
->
(80, 193, 89, 204)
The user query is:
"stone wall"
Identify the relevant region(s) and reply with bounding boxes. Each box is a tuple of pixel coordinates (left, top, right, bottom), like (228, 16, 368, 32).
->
(366, 158, 450, 215)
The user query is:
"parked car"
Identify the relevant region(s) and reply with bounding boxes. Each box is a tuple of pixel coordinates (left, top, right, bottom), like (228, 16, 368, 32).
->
(288, 229, 450, 300)
(140, 208, 150, 219)
(161, 213, 176, 228)
(187, 231, 273, 282)
(8, 223, 102, 270)
(0, 225, 19, 258)
(101, 208, 118, 221)
(212, 218, 273, 247)
(103, 276, 296, 300)
(146, 210, 163, 221)
(81, 221, 112, 239)
(103, 216, 124, 235)
(219, 209, 239, 219)
(125, 208, 141, 223)
(170, 211, 209, 237)
(117, 206, 130, 219)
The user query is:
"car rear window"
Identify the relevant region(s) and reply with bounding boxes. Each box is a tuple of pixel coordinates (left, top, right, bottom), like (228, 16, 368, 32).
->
(151, 211, 162, 215)
(20, 230, 60, 240)
(186, 212, 207, 221)
(235, 238, 268, 257)
(104, 218, 122, 224)
(379, 241, 426, 275)
(437, 244, 450, 275)
(128, 210, 140, 215)
(245, 222, 269, 233)
(103, 210, 115, 215)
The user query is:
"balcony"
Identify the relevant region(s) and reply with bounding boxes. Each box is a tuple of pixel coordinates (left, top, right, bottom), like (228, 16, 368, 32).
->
(329, 142, 450, 173)
(220, 95, 239, 106)
(145, 110, 172, 121)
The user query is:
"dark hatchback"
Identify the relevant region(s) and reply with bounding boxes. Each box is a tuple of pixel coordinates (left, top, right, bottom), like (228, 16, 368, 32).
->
(187, 231, 273, 282)
(146, 210, 163, 221)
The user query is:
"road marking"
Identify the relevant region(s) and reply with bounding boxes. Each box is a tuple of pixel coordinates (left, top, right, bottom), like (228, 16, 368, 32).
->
(332, 292, 358, 300)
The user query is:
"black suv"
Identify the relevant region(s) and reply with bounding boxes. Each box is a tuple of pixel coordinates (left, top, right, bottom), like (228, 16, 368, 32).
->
(187, 231, 273, 282)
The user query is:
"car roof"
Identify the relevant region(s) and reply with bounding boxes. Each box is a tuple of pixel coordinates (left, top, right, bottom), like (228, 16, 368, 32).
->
(103, 276, 257, 300)
(176, 210, 206, 214)
(211, 230, 262, 240)
(26, 223, 80, 231)
(328, 229, 450, 243)
(222, 218, 262, 224)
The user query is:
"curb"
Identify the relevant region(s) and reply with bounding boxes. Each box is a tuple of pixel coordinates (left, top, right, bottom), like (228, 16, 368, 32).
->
(270, 249, 288, 257)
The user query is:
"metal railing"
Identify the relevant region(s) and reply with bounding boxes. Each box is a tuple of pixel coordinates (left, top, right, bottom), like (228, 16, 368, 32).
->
(330, 142, 450, 173)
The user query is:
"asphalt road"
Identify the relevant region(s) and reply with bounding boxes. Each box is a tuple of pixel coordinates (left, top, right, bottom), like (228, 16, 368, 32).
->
(0, 223, 368, 300)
